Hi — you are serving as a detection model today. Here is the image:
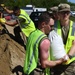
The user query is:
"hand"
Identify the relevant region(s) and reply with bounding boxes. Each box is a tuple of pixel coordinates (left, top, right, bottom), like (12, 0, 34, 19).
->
(63, 55, 69, 61)
(0, 4, 6, 10)
(0, 18, 6, 24)
(1, 4, 5, 7)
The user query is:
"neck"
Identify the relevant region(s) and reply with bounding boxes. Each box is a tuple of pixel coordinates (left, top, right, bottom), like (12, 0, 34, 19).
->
(60, 19, 70, 26)
(39, 28, 45, 34)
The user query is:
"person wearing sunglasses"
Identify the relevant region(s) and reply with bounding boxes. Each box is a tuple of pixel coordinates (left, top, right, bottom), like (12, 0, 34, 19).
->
(23, 12, 65, 75)
(51, 3, 75, 75)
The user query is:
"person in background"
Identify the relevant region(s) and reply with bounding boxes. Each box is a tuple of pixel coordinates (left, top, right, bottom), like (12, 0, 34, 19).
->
(49, 6, 60, 31)
(51, 3, 75, 75)
(49, 6, 59, 21)
(1, 5, 36, 38)
(23, 12, 65, 75)
(0, 5, 36, 46)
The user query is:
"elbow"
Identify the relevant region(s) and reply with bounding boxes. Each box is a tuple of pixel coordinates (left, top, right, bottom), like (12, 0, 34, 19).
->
(41, 62, 47, 68)
(41, 64, 46, 68)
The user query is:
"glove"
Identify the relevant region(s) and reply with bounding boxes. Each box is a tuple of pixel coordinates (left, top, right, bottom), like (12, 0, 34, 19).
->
(1, 4, 5, 7)
(0, 18, 6, 24)
(48, 30, 68, 60)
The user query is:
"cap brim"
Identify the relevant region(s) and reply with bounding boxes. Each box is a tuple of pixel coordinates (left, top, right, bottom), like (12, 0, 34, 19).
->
(59, 9, 70, 12)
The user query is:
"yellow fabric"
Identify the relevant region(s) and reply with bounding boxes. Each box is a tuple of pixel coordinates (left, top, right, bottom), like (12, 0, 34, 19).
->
(0, 18, 6, 23)
(63, 58, 70, 65)
(19, 9, 36, 37)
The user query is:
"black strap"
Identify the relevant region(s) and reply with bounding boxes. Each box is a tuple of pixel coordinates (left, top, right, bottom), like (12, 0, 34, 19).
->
(68, 55, 75, 59)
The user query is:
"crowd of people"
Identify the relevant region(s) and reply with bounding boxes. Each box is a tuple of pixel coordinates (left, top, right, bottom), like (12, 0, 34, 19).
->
(0, 3, 75, 75)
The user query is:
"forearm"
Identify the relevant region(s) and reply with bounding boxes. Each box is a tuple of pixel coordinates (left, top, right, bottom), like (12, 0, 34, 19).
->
(41, 59, 64, 68)
(1, 4, 13, 14)
(5, 21, 17, 27)
(49, 59, 64, 67)
(68, 40, 75, 56)
(3, 7, 13, 14)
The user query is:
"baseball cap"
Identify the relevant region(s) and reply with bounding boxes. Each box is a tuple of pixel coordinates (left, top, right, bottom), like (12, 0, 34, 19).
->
(58, 3, 70, 12)
(50, 6, 58, 12)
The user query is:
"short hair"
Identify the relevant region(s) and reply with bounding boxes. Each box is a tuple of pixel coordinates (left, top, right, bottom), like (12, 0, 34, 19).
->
(38, 12, 52, 25)
(13, 6, 20, 12)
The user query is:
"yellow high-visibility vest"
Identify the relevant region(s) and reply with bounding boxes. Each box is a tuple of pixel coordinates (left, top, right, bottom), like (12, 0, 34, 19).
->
(19, 9, 36, 37)
(54, 20, 75, 64)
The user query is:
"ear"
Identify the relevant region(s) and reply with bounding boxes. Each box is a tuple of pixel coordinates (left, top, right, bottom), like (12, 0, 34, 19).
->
(41, 22, 45, 28)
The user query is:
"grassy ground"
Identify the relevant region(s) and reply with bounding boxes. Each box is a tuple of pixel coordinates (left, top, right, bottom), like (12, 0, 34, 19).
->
(70, 16, 75, 22)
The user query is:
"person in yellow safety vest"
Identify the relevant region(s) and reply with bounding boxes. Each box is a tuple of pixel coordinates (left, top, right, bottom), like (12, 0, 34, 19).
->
(23, 12, 66, 75)
(1, 5, 36, 37)
(51, 3, 75, 75)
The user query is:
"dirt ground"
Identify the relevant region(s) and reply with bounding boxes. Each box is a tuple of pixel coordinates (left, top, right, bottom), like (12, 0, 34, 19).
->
(0, 19, 26, 75)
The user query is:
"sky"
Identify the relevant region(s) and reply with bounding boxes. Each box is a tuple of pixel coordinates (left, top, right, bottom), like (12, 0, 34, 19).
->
(68, 0, 75, 3)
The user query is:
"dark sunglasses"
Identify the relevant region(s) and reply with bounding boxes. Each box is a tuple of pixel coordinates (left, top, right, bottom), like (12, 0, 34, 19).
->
(61, 11, 70, 15)
(50, 25, 54, 28)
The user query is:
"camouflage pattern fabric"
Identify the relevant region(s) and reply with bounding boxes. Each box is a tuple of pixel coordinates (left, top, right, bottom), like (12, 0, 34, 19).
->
(51, 61, 75, 75)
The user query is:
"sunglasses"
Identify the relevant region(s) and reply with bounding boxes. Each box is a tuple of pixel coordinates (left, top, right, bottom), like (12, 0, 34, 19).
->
(60, 11, 70, 15)
(50, 25, 54, 29)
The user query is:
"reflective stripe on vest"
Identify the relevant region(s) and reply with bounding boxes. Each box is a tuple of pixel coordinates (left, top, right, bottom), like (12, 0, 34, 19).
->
(54, 20, 75, 64)
(20, 14, 31, 27)
(71, 22, 75, 36)
(27, 34, 46, 73)
(54, 20, 62, 36)
(54, 20, 75, 37)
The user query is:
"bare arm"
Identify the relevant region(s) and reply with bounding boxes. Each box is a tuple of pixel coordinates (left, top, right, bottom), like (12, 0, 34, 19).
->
(39, 39, 64, 68)
(3, 7, 13, 14)
(68, 40, 75, 56)
(5, 20, 18, 26)
(1, 4, 13, 14)
(5, 18, 25, 26)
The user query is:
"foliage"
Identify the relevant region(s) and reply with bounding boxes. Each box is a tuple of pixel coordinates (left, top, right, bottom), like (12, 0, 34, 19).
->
(0, 0, 75, 10)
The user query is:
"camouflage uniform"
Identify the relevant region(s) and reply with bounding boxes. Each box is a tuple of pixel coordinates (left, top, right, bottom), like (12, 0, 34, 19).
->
(51, 3, 75, 75)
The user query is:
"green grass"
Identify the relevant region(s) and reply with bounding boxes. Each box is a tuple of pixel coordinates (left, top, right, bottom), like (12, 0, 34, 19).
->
(70, 16, 75, 22)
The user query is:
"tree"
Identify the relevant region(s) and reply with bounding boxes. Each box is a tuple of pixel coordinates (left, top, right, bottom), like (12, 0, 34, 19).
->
(1, 0, 75, 10)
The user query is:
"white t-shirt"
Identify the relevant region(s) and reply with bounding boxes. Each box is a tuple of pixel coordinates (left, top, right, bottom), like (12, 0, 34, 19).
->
(48, 30, 68, 60)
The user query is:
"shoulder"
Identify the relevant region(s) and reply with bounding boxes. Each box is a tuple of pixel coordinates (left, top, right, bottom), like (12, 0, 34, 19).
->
(40, 38, 50, 48)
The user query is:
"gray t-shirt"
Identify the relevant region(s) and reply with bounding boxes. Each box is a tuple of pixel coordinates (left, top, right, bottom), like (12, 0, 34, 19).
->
(61, 24, 70, 44)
